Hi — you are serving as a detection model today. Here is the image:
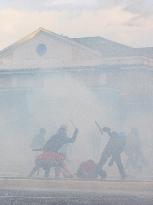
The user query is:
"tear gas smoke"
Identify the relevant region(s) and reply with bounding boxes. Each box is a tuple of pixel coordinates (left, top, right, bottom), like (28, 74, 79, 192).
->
(0, 72, 152, 179)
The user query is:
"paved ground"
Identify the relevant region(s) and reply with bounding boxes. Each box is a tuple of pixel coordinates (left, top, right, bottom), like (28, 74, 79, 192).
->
(0, 178, 152, 205)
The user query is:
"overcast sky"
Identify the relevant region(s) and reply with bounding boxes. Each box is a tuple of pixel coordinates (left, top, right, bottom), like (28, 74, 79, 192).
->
(0, 0, 153, 49)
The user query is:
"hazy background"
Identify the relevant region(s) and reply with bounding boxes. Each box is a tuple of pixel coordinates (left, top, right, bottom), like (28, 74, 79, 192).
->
(0, 73, 152, 179)
(0, 0, 152, 179)
(0, 0, 153, 48)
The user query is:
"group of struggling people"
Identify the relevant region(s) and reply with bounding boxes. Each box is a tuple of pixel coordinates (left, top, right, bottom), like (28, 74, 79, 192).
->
(29, 123, 145, 179)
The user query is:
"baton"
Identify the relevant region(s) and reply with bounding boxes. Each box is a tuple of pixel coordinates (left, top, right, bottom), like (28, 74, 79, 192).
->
(69, 120, 76, 129)
(95, 121, 103, 135)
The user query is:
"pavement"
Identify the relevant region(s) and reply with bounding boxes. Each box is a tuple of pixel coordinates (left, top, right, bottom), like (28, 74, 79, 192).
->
(0, 178, 152, 204)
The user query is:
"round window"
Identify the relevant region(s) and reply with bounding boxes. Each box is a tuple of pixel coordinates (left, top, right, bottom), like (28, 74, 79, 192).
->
(36, 44, 47, 56)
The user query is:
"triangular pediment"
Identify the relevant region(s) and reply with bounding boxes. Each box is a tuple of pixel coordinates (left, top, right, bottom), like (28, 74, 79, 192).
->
(0, 28, 102, 70)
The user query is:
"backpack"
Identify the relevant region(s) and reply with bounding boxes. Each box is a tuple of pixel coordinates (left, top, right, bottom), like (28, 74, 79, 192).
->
(77, 159, 97, 179)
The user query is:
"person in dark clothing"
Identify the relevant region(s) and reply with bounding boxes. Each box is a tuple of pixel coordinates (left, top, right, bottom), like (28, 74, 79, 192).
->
(43, 125, 79, 178)
(29, 126, 78, 178)
(97, 127, 127, 179)
(43, 125, 78, 152)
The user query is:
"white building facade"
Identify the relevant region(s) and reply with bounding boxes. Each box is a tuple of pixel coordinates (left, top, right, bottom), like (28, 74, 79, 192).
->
(0, 28, 153, 133)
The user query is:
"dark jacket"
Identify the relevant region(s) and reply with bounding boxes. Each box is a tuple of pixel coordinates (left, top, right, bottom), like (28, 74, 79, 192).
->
(43, 129, 78, 152)
(103, 130, 126, 155)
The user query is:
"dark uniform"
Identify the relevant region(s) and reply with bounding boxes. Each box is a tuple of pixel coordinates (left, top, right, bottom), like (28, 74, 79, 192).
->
(97, 127, 126, 179)
(43, 127, 78, 152)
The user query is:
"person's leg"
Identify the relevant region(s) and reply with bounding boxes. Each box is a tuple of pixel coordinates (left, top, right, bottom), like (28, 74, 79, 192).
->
(28, 166, 39, 177)
(97, 149, 111, 178)
(44, 165, 51, 178)
(114, 153, 126, 179)
(55, 166, 62, 178)
(62, 162, 73, 178)
(97, 149, 111, 168)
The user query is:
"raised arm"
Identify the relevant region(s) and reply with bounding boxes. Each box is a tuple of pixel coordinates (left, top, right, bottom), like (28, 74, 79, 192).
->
(66, 128, 79, 143)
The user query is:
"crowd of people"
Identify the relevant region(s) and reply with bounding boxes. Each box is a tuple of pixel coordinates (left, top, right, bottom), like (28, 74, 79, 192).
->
(29, 123, 145, 180)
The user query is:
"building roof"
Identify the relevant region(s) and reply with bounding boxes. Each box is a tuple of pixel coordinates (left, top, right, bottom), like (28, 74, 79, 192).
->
(0, 27, 101, 58)
(0, 27, 153, 70)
